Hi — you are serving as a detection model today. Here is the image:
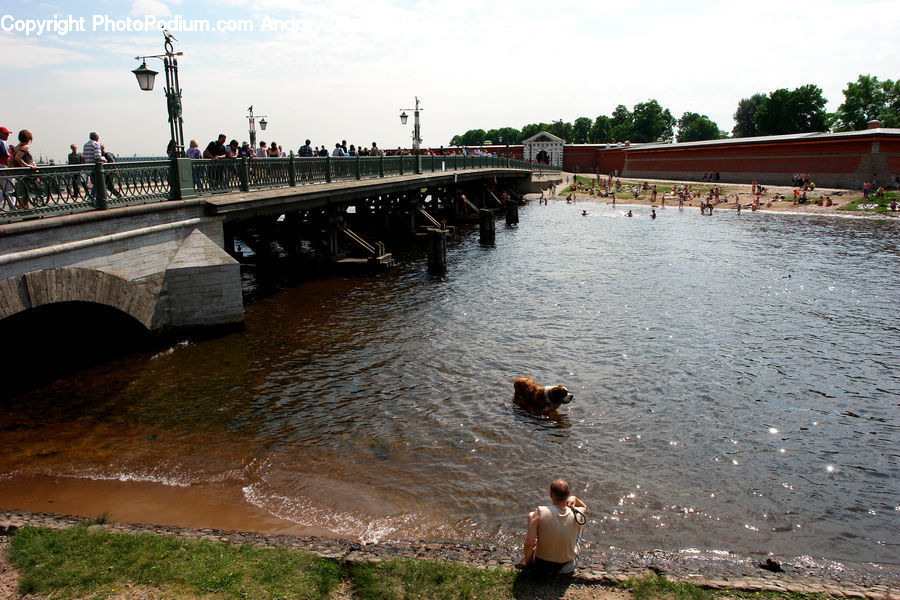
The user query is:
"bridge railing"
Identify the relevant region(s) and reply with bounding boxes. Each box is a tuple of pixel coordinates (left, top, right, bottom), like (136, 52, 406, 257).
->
(0, 160, 172, 222)
(1, 154, 556, 222)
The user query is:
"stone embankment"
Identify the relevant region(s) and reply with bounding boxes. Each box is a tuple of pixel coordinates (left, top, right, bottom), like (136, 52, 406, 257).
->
(1, 510, 896, 599)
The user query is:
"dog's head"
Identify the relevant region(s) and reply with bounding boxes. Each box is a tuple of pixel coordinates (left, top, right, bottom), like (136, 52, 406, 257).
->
(544, 386, 574, 410)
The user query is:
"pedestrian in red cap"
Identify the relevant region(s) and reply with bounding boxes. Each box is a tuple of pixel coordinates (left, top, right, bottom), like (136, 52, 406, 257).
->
(0, 126, 12, 207)
(0, 127, 11, 167)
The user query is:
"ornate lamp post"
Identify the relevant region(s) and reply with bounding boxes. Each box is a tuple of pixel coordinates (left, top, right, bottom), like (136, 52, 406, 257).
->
(399, 96, 422, 156)
(499, 134, 509, 159)
(132, 30, 185, 157)
(247, 106, 268, 151)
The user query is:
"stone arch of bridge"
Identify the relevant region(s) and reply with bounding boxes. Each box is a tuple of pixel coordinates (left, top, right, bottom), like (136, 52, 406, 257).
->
(0, 267, 161, 332)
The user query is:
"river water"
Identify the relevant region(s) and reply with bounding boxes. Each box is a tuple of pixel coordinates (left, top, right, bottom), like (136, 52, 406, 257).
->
(1, 201, 898, 566)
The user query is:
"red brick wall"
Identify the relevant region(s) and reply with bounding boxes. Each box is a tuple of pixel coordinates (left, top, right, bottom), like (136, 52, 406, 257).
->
(560, 134, 899, 188)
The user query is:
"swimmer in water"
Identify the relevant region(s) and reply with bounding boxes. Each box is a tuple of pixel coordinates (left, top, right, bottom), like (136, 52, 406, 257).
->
(650, 209, 656, 219)
(581, 210, 587, 216)
(626, 210, 633, 217)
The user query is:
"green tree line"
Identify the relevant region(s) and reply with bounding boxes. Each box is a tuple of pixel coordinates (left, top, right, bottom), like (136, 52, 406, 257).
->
(450, 74, 899, 146)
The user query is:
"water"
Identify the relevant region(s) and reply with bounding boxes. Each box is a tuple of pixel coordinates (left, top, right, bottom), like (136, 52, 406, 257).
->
(1, 201, 898, 565)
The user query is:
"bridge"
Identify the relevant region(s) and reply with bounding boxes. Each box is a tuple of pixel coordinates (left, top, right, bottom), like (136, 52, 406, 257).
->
(0, 155, 557, 341)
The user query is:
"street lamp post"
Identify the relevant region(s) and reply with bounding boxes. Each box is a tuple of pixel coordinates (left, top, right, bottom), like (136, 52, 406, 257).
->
(246, 106, 268, 151)
(132, 30, 185, 157)
(399, 96, 423, 156)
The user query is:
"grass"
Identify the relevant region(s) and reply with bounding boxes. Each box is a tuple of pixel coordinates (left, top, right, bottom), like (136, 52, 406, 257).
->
(622, 574, 825, 600)
(4, 526, 839, 600)
(349, 558, 517, 600)
(8, 525, 342, 599)
(837, 190, 897, 212)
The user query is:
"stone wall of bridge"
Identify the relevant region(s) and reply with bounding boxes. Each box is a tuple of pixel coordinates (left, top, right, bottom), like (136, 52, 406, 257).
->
(0, 201, 243, 335)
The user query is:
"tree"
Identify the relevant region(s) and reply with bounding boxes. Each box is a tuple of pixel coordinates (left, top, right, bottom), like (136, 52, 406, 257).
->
(753, 85, 827, 135)
(677, 112, 726, 142)
(496, 126, 522, 144)
(631, 99, 675, 143)
(732, 93, 766, 137)
(546, 119, 573, 142)
(832, 74, 900, 131)
(572, 117, 592, 143)
(589, 115, 612, 143)
(520, 123, 544, 141)
(790, 84, 828, 132)
(610, 104, 633, 142)
(451, 128, 487, 146)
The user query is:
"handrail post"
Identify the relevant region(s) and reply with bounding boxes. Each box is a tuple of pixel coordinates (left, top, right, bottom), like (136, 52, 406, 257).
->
(356, 155, 361, 180)
(239, 157, 250, 191)
(325, 155, 332, 183)
(169, 156, 198, 200)
(93, 159, 108, 209)
(416, 153, 422, 175)
(379, 155, 385, 178)
(288, 151, 296, 187)
(399, 156, 404, 176)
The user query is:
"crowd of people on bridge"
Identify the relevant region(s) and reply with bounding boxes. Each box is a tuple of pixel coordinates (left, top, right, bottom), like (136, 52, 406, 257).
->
(0, 127, 130, 210)
(172, 135, 505, 160)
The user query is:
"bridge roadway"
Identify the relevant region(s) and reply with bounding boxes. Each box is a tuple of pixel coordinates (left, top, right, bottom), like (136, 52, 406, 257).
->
(0, 164, 551, 338)
(203, 167, 532, 220)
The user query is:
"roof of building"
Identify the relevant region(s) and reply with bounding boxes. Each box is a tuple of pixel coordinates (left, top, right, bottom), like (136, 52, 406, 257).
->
(579, 127, 900, 152)
(522, 131, 566, 144)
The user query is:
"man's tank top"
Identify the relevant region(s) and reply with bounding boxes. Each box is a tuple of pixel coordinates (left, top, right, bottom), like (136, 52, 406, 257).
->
(535, 505, 579, 563)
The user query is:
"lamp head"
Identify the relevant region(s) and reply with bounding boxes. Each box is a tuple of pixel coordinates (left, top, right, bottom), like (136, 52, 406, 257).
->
(132, 60, 158, 91)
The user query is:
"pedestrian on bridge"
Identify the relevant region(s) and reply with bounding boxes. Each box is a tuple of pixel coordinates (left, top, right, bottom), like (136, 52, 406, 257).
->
(67, 144, 89, 199)
(100, 145, 123, 198)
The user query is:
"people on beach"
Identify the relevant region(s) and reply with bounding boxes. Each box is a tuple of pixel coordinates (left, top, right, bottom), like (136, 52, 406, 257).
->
(521, 479, 586, 575)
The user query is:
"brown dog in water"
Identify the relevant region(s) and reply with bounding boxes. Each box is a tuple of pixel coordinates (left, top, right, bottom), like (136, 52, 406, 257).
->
(513, 376, 573, 412)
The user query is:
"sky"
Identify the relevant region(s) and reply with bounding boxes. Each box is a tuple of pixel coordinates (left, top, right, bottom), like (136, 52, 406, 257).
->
(2, 0, 898, 162)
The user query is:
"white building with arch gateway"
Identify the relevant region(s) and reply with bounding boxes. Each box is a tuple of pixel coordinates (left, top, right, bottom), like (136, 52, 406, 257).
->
(522, 131, 565, 168)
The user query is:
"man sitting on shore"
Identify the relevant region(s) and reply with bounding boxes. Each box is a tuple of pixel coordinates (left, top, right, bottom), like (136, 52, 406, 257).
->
(521, 479, 586, 575)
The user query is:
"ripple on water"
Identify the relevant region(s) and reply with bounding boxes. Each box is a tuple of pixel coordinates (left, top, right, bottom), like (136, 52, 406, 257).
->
(2, 203, 898, 562)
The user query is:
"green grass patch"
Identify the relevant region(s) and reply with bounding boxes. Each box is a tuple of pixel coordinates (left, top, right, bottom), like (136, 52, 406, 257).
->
(5, 527, 839, 600)
(349, 558, 517, 600)
(8, 525, 341, 599)
(838, 190, 897, 212)
(623, 573, 712, 600)
(622, 574, 827, 600)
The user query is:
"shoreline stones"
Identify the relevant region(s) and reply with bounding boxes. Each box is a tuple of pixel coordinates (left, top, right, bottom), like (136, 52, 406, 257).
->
(1, 509, 896, 598)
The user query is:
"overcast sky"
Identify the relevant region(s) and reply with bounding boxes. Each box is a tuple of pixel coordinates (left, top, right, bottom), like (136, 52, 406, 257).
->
(2, 0, 898, 161)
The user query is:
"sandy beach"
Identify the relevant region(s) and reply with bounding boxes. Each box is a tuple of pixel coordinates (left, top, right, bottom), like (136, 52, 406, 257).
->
(545, 174, 896, 216)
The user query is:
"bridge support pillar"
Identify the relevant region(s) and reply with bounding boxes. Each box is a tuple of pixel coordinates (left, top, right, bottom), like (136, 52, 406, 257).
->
(164, 229, 243, 331)
(426, 227, 447, 275)
(479, 209, 495, 245)
(505, 199, 519, 226)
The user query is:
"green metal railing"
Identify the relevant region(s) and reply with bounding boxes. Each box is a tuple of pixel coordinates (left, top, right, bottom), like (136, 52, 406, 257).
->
(0, 160, 172, 221)
(1, 154, 554, 223)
